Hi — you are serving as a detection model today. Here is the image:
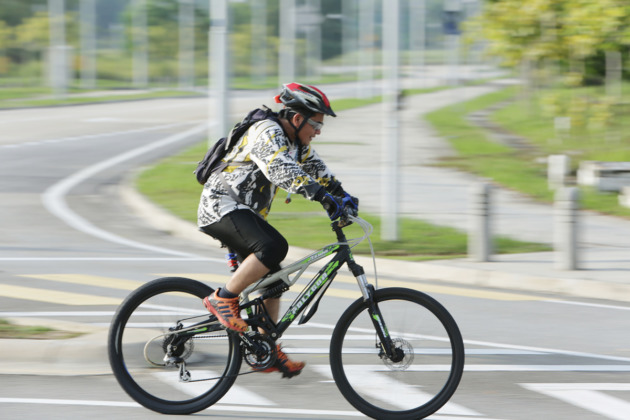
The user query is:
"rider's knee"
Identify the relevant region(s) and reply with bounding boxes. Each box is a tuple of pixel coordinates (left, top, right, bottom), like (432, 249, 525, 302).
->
(255, 236, 288, 272)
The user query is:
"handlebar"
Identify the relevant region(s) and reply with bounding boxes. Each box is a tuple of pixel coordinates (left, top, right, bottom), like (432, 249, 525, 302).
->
(336, 205, 358, 228)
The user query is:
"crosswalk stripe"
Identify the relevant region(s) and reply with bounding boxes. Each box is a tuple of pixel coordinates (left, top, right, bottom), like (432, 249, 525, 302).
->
(522, 383, 630, 420)
(311, 364, 480, 416)
(0, 284, 121, 306)
(152, 371, 274, 406)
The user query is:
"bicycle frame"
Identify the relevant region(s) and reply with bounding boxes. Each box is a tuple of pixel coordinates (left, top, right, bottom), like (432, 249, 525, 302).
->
(109, 216, 464, 418)
(237, 218, 398, 359)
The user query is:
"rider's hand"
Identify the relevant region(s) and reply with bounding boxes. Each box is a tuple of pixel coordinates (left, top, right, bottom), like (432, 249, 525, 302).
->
(342, 193, 359, 216)
(321, 193, 344, 220)
(321, 193, 359, 220)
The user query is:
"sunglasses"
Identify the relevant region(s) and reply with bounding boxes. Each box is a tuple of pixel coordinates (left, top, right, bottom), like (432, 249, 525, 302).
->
(305, 118, 324, 131)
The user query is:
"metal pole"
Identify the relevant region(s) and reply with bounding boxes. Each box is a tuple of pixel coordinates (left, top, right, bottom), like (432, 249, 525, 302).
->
(444, 0, 461, 88)
(468, 183, 493, 261)
(251, 0, 267, 85)
(305, 0, 322, 80)
(178, 0, 195, 90)
(410, 0, 426, 83)
(279, 0, 296, 84)
(48, 0, 67, 97)
(381, 0, 400, 241)
(209, 0, 229, 141)
(554, 187, 580, 270)
(132, 0, 148, 88)
(358, 0, 375, 98)
(79, 0, 96, 89)
(342, 0, 357, 79)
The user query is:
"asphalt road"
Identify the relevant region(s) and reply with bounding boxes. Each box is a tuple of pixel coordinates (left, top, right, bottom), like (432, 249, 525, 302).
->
(1, 93, 630, 420)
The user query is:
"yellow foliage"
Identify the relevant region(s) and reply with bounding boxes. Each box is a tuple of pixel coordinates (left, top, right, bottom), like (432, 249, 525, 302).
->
(474, 0, 630, 83)
(588, 97, 616, 130)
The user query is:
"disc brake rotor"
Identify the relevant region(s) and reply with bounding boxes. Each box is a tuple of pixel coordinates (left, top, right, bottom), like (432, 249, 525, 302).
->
(381, 338, 414, 371)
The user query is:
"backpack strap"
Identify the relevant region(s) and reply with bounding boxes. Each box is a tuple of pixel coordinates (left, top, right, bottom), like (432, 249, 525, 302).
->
(218, 172, 242, 203)
(217, 106, 284, 204)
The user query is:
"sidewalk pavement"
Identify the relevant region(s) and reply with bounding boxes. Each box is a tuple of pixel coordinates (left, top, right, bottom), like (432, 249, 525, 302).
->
(4, 77, 630, 376)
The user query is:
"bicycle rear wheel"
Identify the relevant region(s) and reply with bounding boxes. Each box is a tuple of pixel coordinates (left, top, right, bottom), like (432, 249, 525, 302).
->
(329, 287, 464, 420)
(108, 277, 242, 415)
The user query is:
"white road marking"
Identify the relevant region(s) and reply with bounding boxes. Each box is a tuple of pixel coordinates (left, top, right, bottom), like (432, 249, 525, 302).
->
(521, 383, 630, 420)
(0, 257, 217, 261)
(0, 398, 365, 417)
(310, 364, 630, 373)
(41, 123, 208, 258)
(0, 121, 196, 149)
(462, 338, 630, 364)
(152, 371, 274, 406)
(547, 299, 630, 312)
(311, 364, 479, 415)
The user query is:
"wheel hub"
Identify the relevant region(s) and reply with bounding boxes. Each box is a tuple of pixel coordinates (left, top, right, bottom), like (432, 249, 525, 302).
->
(380, 338, 414, 371)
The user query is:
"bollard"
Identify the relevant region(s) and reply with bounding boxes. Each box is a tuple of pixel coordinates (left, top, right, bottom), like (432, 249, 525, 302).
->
(468, 183, 493, 262)
(554, 187, 580, 270)
(548, 154, 570, 190)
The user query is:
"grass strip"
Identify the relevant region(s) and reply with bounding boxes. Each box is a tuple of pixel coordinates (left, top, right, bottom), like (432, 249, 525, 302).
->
(0, 319, 82, 340)
(137, 138, 549, 261)
(425, 85, 630, 218)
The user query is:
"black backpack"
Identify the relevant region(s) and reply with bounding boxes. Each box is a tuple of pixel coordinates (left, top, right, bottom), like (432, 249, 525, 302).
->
(194, 106, 280, 185)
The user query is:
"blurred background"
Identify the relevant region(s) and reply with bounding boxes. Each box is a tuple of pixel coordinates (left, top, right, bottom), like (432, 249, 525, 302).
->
(2, 4, 630, 418)
(0, 0, 487, 94)
(2, 0, 630, 240)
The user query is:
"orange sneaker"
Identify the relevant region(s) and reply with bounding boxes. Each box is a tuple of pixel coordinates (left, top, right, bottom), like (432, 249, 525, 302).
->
(203, 289, 248, 332)
(261, 345, 305, 378)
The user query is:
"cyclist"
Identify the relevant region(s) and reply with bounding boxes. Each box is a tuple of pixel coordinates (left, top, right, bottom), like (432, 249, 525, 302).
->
(198, 82, 359, 378)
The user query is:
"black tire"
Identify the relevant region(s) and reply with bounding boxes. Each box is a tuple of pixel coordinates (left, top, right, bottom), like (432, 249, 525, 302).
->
(329, 287, 464, 420)
(108, 277, 242, 415)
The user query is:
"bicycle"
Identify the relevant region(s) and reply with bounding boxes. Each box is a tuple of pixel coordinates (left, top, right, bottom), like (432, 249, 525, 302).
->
(108, 213, 465, 419)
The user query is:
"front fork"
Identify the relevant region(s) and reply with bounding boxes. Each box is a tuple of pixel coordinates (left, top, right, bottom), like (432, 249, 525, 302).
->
(350, 263, 402, 362)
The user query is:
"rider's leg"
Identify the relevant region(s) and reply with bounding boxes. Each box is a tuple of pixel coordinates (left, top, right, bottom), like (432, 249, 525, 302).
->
(259, 296, 306, 378)
(204, 254, 269, 332)
(225, 253, 269, 295)
(201, 210, 287, 333)
(263, 296, 280, 322)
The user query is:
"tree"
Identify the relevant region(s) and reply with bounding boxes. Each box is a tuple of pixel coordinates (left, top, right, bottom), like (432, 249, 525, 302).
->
(12, 11, 50, 60)
(471, 0, 630, 84)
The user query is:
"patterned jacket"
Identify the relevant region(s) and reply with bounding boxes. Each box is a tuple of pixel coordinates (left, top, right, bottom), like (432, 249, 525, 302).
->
(197, 118, 339, 227)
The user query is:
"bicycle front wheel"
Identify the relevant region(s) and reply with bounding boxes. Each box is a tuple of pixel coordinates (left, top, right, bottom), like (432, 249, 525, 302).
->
(108, 277, 242, 415)
(329, 287, 464, 420)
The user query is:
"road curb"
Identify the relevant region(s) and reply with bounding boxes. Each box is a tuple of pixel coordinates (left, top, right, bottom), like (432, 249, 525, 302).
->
(1, 318, 110, 376)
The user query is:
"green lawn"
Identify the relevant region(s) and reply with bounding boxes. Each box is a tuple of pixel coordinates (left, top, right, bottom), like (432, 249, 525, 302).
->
(426, 85, 630, 218)
(137, 137, 550, 261)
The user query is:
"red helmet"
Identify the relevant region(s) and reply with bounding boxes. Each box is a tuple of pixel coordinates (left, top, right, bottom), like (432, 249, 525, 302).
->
(274, 82, 336, 117)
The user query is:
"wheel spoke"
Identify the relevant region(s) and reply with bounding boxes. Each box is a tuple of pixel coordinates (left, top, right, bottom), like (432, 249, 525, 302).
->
(108, 278, 241, 414)
(330, 287, 464, 419)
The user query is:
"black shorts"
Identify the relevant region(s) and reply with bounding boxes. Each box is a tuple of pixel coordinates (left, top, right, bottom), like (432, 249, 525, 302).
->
(200, 209, 288, 272)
